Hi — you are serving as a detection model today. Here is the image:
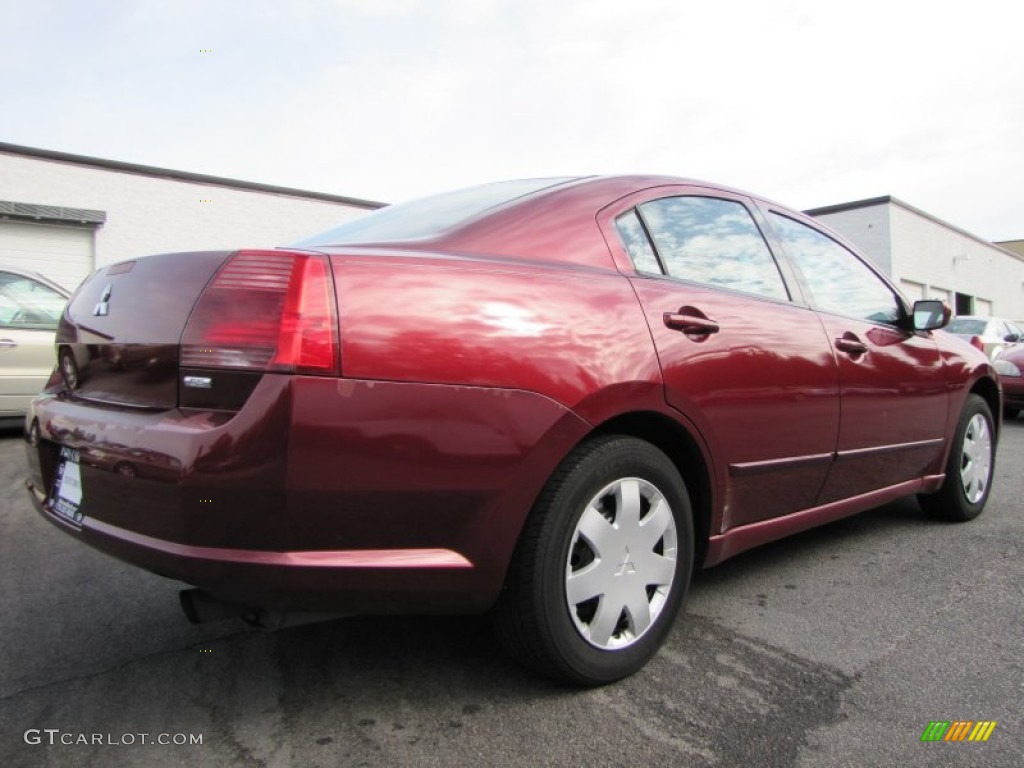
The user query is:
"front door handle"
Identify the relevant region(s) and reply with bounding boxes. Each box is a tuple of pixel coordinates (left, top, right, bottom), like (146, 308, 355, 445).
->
(664, 313, 720, 335)
(0, 339, 18, 349)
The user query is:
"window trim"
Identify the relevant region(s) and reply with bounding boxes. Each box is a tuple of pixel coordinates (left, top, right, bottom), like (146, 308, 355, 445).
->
(632, 194, 793, 304)
(597, 184, 818, 307)
(614, 209, 666, 276)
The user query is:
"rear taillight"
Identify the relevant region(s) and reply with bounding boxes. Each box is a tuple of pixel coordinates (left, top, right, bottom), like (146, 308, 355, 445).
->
(970, 336, 984, 352)
(181, 250, 339, 374)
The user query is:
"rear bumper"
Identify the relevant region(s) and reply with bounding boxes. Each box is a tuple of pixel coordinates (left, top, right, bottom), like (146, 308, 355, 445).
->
(26, 375, 590, 613)
(26, 479, 479, 612)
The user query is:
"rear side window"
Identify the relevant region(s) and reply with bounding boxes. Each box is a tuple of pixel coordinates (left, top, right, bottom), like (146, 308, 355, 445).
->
(614, 210, 661, 274)
(0, 273, 67, 330)
(770, 213, 901, 325)
(634, 196, 789, 301)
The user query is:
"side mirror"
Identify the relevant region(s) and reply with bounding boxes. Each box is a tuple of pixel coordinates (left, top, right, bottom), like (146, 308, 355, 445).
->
(912, 300, 951, 331)
(1004, 333, 1020, 343)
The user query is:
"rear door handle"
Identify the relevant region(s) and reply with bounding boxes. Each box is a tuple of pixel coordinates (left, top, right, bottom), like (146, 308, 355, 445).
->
(0, 339, 18, 349)
(834, 337, 867, 355)
(663, 313, 720, 335)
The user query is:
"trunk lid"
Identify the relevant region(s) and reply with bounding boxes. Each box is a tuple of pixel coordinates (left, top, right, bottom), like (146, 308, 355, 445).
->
(57, 252, 232, 409)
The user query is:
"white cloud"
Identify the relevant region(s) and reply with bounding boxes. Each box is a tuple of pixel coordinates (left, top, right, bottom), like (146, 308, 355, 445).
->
(2, 0, 1022, 239)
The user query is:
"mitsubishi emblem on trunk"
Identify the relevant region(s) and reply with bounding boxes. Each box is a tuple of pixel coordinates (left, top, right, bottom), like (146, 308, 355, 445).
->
(94, 284, 112, 316)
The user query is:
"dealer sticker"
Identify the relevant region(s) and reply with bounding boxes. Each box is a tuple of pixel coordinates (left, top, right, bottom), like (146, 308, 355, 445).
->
(51, 447, 84, 524)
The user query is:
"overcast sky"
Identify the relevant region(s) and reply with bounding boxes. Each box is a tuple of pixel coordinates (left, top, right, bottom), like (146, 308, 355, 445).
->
(3, 0, 1022, 240)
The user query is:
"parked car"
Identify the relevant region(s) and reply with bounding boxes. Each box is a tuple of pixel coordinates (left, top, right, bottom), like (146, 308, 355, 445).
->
(24, 176, 1000, 685)
(0, 268, 70, 427)
(995, 345, 1024, 419)
(944, 315, 1022, 360)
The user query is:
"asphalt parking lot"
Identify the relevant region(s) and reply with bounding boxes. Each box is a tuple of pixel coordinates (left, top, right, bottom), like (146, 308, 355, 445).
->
(1, 419, 1021, 767)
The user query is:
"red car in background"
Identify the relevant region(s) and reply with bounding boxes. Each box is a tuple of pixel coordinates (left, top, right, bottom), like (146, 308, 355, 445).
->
(25, 176, 1000, 685)
(995, 345, 1024, 419)
(944, 315, 1022, 361)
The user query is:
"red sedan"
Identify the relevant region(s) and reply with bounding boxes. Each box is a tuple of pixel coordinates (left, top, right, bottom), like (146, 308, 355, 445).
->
(996, 344, 1024, 419)
(25, 176, 1000, 685)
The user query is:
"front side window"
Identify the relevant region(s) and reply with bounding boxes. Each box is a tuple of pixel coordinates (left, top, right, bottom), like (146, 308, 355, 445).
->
(770, 214, 900, 325)
(0, 273, 67, 330)
(635, 197, 789, 301)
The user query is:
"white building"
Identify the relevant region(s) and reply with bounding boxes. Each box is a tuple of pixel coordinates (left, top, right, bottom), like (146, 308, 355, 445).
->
(5, 144, 1020, 321)
(0, 143, 382, 292)
(807, 196, 1024, 320)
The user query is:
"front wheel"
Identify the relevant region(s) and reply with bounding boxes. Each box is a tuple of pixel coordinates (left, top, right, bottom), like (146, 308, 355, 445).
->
(919, 394, 995, 522)
(492, 436, 694, 685)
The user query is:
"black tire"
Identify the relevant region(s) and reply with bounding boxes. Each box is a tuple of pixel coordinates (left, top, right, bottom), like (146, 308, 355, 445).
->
(491, 436, 694, 686)
(1004, 407, 1020, 420)
(919, 394, 995, 522)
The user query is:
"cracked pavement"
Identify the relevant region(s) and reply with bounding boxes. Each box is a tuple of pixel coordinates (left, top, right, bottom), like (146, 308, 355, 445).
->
(1, 419, 1022, 766)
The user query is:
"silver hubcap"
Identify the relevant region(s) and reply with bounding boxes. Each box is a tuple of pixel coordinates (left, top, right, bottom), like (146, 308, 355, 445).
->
(565, 478, 677, 650)
(960, 413, 992, 504)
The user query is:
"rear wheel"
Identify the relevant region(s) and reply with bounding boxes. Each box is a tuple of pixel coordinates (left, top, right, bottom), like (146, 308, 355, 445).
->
(492, 436, 694, 685)
(919, 394, 995, 522)
(1005, 407, 1020, 420)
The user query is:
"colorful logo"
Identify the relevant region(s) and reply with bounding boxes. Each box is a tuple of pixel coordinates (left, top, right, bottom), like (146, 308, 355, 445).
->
(921, 721, 997, 742)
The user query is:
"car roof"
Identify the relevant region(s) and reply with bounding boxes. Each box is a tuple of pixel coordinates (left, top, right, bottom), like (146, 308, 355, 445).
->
(305, 174, 856, 272)
(0, 267, 71, 297)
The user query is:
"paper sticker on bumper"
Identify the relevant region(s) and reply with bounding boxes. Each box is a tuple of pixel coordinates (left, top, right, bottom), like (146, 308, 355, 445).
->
(51, 447, 84, 524)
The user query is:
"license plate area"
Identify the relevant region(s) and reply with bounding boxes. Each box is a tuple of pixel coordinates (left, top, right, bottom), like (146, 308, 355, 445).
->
(50, 446, 84, 525)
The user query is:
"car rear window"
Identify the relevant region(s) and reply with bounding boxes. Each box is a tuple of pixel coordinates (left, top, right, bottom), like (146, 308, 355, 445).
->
(293, 177, 580, 247)
(946, 318, 987, 335)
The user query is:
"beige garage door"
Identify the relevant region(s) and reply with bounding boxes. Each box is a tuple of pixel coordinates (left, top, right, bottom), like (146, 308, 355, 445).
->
(900, 279, 925, 301)
(0, 220, 94, 292)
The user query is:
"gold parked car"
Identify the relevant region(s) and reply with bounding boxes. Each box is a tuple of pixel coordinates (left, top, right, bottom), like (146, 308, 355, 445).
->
(0, 268, 69, 427)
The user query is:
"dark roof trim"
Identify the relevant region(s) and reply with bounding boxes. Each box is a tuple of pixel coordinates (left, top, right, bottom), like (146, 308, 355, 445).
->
(806, 195, 1023, 262)
(0, 199, 106, 227)
(804, 195, 893, 217)
(0, 142, 386, 210)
